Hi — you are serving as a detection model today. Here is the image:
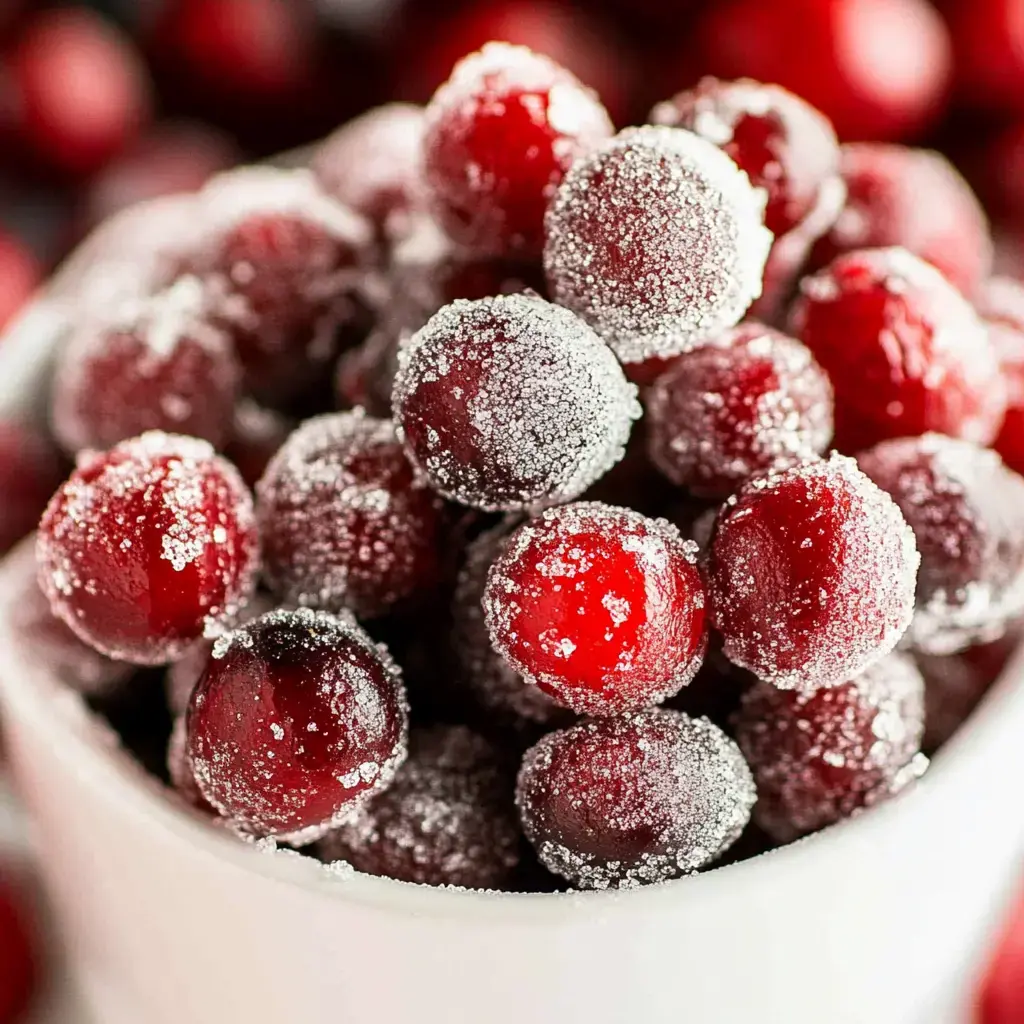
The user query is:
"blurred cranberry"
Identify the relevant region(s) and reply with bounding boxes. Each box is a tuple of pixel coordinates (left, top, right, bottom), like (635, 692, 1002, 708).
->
(0, 873, 35, 1021)
(976, 121, 1024, 231)
(947, 0, 1024, 116)
(0, 419, 61, 556)
(0, 229, 35, 332)
(978, 886, 1024, 1023)
(695, 0, 952, 141)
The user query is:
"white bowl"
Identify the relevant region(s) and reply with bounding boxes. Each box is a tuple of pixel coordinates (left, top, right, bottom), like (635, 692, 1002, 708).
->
(1, 229, 1023, 1024)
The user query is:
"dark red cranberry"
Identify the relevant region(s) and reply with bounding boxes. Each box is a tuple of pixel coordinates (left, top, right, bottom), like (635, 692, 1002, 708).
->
(808, 144, 993, 297)
(484, 502, 707, 716)
(790, 248, 1004, 453)
(0, 873, 36, 1022)
(392, 294, 638, 512)
(222, 400, 292, 489)
(544, 125, 771, 366)
(976, 121, 1024, 232)
(707, 454, 919, 690)
(0, 419, 62, 557)
(645, 322, 833, 499)
(317, 725, 521, 889)
(516, 709, 755, 889)
(695, 0, 951, 142)
(946, 0, 1024, 115)
(0, 229, 38, 331)
(977, 277, 1024, 476)
(422, 42, 613, 259)
(256, 410, 448, 619)
(37, 431, 259, 665)
(734, 654, 926, 842)
(186, 607, 408, 843)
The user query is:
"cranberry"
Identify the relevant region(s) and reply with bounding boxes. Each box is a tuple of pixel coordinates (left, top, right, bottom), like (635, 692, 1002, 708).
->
(790, 248, 1004, 453)
(516, 709, 755, 889)
(422, 43, 613, 259)
(0, 873, 35, 1022)
(0, 230, 38, 332)
(544, 125, 771, 366)
(695, 0, 951, 142)
(222, 400, 292, 489)
(317, 725, 521, 889)
(187, 607, 408, 843)
(484, 502, 707, 716)
(0, 419, 62, 557)
(734, 653, 926, 841)
(257, 410, 448, 619)
(977, 121, 1024, 232)
(808, 144, 993, 297)
(707, 454, 919, 690)
(167, 715, 213, 814)
(977, 277, 1024, 476)
(650, 77, 841, 238)
(645, 322, 834, 499)
(392, 294, 638, 512)
(51, 276, 241, 454)
(37, 431, 259, 665)
(946, 0, 1024, 115)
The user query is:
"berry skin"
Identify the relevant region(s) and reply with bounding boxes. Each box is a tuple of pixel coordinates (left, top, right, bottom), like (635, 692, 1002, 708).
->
(734, 654, 927, 842)
(650, 77, 841, 238)
(544, 125, 772, 365)
(977, 276, 1024, 476)
(790, 248, 1004, 453)
(946, 0, 1024, 116)
(37, 432, 259, 665)
(645, 322, 834, 499)
(0, 419, 62, 557)
(392, 293, 639, 512)
(187, 607, 408, 844)
(516, 709, 755, 889)
(707, 454, 920, 691)
(422, 42, 613, 259)
(484, 502, 707, 716)
(256, 411, 448, 620)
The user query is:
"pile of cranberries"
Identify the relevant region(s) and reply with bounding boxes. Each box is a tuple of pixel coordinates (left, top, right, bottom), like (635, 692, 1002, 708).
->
(12, 39, 1024, 896)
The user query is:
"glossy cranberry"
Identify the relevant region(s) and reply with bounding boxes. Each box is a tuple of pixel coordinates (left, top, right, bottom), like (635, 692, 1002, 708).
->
(0, 419, 61, 557)
(646, 322, 834, 498)
(696, 0, 951, 142)
(0, 873, 35, 1022)
(516, 709, 755, 889)
(790, 248, 1004, 453)
(484, 502, 706, 716)
(392, 294, 638, 512)
(544, 125, 771, 365)
(707, 454, 919, 690)
(317, 725, 521, 889)
(808, 144, 993, 297)
(257, 410, 448, 619)
(977, 277, 1024, 476)
(946, 0, 1024, 115)
(187, 607, 408, 842)
(223, 400, 292, 489)
(422, 43, 613, 259)
(734, 653, 926, 841)
(0, 230, 37, 332)
(37, 431, 259, 665)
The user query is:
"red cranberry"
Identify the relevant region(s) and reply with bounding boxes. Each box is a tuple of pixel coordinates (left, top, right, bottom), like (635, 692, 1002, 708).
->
(392, 294, 638, 512)
(645, 322, 834, 499)
(0, 229, 38, 331)
(808, 144, 993, 297)
(977, 276, 1024, 476)
(707, 454, 919, 690)
(790, 248, 1004, 453)
(422, 43, 613, 259)
(0, 419, 62, 557)
(187, 607, 408, 843)
(0, 873, 35, 1022)
(695, 0, 951, 142)
(484, 502, 707, 716)
(976, 121, 1024, 232)
(516, 709, 755, 889)
(544, 125, 771, 365)
(256, 410, 448, 619)
(51, 276, 241, 454)
(317, 725, 521, 889)
(650, 77, 841, 238)
(222, 400, 292, 489)
(946, 0, 1024, 115)
(37, 431, 259, 665)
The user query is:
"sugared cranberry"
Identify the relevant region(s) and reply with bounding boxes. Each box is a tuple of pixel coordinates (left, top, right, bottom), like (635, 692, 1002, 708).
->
(51, 276, 241, 454)
(790, 248, 1004, 453)
(645, 322, 833, 499)
(977, 277, 1024, 476)
(808, 144, 993, 297)
(858, 434, 1024, 654)
(222, 400, 292, 489)
(484, 502, 707, 716)
(695, 0, 951, 142)
(544, 125, 771, 365)
(186, 607, 408, 843)
(0, 873, 36, 1022)
(392, 294, 638, 512)
(422, 43, 613, 259)
(734, 653, 926, 841)
(317, 725, 521, 889)
(650, 77, 841, 238)
(0, 230, 38, 332)
(37, 431, 259, 665)
(256, 410, 448, 619)
(707, 454, 919, 690)
(0, 419, 62, 557)
(946, 0, 1024, 115)
(516, 709, 755, 889)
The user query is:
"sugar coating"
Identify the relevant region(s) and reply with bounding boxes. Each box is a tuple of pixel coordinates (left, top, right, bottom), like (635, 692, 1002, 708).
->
(392, 294, 640, 511)
(516, 709, 756, 890)
(543, 125, 772, 363)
